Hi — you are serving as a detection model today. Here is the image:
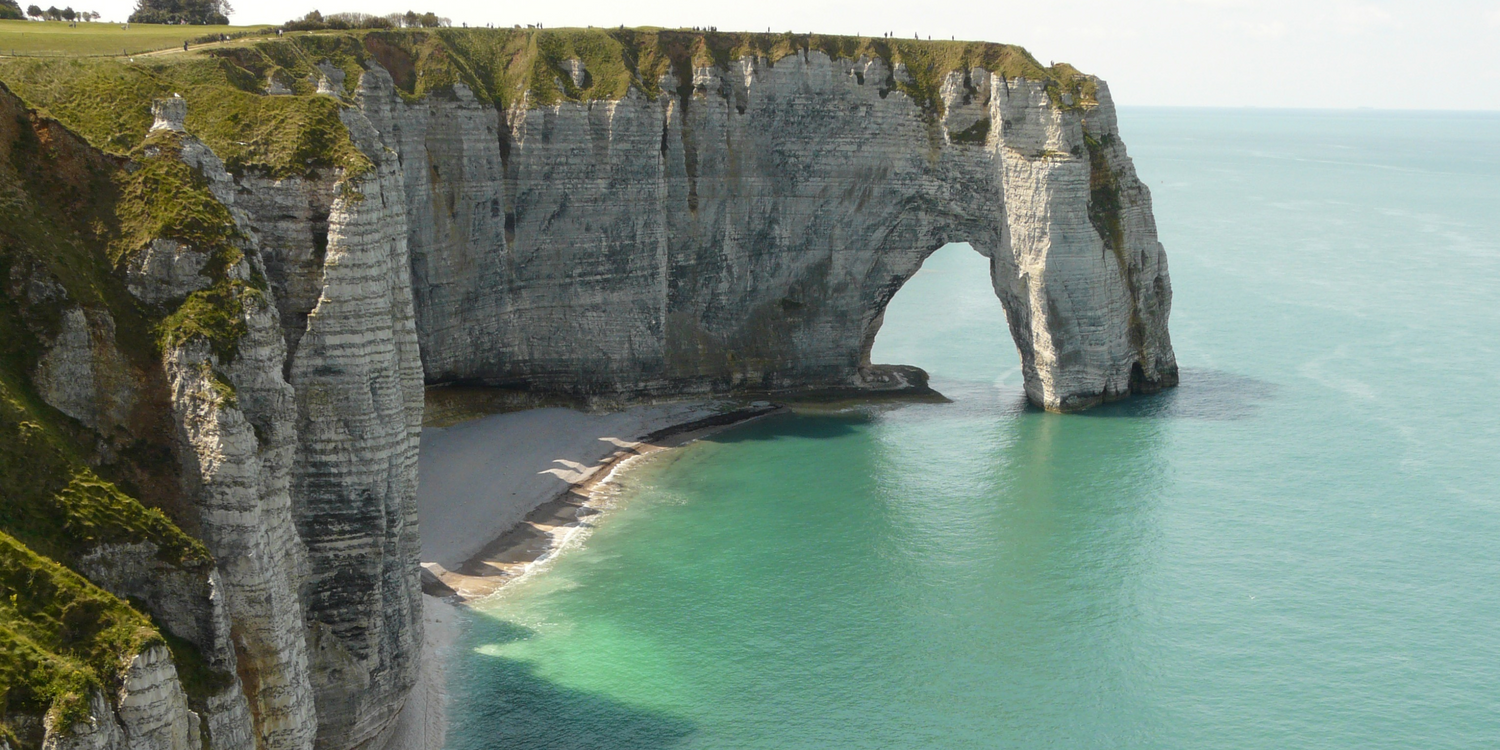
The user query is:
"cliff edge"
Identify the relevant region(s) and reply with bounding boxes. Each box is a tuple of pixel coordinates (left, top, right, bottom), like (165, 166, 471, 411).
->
(0, 26, 1175, 750)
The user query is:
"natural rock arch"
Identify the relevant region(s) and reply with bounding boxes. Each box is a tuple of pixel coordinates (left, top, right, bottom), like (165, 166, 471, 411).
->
(0, 31, 1180, 750)
(340, 51, 1176, 411)
(141, 45, 1183, 750)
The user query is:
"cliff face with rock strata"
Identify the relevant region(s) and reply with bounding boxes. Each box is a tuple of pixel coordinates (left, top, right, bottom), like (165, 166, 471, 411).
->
(0, 27, 1175, 750)
(396, 50, 1175, 408)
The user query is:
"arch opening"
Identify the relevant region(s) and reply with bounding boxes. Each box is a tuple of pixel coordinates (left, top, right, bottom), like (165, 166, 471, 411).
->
(863, 242, 1022, 395)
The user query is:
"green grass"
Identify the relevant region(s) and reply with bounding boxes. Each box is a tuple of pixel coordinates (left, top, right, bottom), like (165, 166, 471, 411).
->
(404, 28, 1098, 115)
(0, 531, 163, 733)
(0, 19, 270, 57)
(0, 55, 371, 177)
(1, 78, 233, 742)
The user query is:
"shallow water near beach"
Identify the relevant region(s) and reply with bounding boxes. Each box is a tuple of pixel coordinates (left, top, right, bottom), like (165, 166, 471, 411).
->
(446, 109, 1500, 749)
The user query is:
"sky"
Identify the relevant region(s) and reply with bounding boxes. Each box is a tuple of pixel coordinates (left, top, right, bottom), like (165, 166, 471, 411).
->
(82, 0, 1500, 110)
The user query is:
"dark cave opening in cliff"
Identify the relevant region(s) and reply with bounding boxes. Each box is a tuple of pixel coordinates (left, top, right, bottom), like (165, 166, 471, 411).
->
(866, 243, 1022, 393)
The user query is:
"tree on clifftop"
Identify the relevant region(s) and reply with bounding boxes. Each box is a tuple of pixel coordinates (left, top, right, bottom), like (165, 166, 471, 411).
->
(128, 0, 231, 25)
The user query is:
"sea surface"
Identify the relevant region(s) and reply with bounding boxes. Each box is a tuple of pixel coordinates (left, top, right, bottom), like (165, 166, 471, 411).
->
(447, 109, 1500, 749)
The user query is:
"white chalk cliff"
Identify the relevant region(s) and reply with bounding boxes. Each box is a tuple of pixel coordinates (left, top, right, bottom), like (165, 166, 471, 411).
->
(353, 50, 1176, 410)
(4, 29, 1174, 750)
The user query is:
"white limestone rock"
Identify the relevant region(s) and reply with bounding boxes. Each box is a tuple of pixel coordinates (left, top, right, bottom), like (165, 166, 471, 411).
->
(33, 307, 105, 426)
(165, 328, 316, 750)
(316, 63, 346, 95)
(114, 645, 202, 750)
(267, 74, 294, 96)
(125, 240, 212, 305)
(359, 51, 1175, 410)
(150, 97, 186, 133)
(32, 307, 136, 431)
(43, 692, 126, 750)
(562, 58, 588, 88)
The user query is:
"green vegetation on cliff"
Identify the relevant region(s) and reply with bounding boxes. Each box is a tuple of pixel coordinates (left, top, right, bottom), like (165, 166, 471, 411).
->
(0, 52, 368, 177)
(118, 129, 262, 361)
(0, 27, 1098, 189)
(0, 532, 162, 732)
(116, 132, 242, 257)
(367, 27, 1098, 115)
(1, 81, 229, 741)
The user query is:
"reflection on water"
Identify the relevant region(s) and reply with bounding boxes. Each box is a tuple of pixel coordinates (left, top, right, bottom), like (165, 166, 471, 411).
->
(1082, 367, 1278, 420)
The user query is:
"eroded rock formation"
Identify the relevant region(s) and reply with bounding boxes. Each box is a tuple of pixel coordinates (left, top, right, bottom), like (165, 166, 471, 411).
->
(0, 27, 1174, 750)
(383, 52, 1175, 409)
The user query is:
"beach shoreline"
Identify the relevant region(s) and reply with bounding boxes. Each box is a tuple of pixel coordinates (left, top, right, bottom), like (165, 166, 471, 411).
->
(388, 399, 783, 750)
(422, 401, 784, 602)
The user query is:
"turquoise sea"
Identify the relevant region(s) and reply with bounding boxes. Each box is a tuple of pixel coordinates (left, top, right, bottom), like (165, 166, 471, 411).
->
(447, 109, 1500, 748)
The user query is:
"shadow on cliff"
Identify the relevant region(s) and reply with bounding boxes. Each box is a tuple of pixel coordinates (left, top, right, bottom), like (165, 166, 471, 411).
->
(450, 618, 697, 750)
(1075, 367, 1278, 420)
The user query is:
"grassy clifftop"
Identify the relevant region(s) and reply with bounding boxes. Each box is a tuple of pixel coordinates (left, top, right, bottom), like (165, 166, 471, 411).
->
(434, 27, 1097, 113)
(320, 26, 1099, 114)
(0, 27, 1098, 176)
(0, 53, 369, 177)
(0, 19, 270, 56)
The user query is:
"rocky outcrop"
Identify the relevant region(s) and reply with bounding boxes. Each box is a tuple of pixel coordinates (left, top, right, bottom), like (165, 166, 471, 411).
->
(34, 651, 203, 750)
(150, 96, 424, 750)
(35, 649, 198, 750)
(31, 307, 135, 430)
(73, 543, 255, 750)
(281, 91, 423, 750)
(41, 692, 127, 750)
(113, 646, 202, 750)
(165, 331, 315, 750)
(151, 112, 319, 750)
(368, 49, 1175, 410)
